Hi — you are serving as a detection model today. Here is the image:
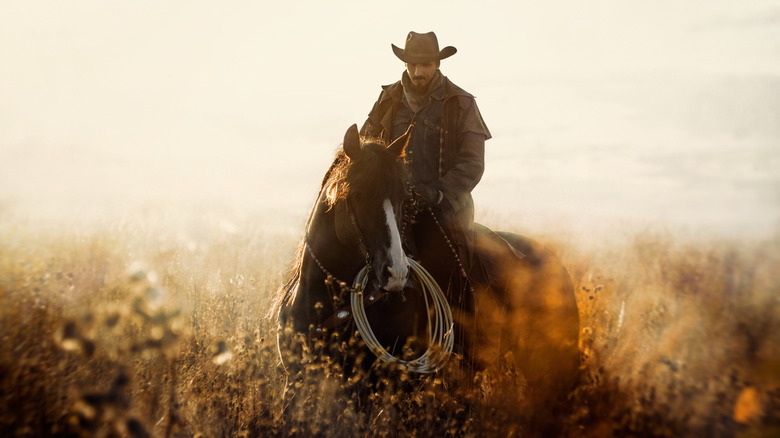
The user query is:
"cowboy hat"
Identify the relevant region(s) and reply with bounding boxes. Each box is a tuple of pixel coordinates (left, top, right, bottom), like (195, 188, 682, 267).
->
(391, 31, 457, 64)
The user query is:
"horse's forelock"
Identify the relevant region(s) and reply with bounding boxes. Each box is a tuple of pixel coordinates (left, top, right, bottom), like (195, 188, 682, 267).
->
(347, 142, 407, 202)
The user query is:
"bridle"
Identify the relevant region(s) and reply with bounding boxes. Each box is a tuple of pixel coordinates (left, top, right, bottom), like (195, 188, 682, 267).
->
(304, 193, 379, 288)
(304, 192, 454, 373)
(279, 183, 458, 374)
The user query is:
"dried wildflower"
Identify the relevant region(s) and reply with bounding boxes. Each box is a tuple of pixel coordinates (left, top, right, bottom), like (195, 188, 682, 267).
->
(125, 418, 150, 438)
(104, 312, 120, 328)
(734, 386, 763, 424)
(212, 340, 233, 365)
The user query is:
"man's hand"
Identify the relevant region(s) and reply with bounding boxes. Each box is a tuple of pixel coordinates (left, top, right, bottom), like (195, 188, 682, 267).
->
(414, 184, 443, 206)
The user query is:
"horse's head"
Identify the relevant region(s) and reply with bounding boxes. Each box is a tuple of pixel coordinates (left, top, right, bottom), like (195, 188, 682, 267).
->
(331, 124, 411, 292)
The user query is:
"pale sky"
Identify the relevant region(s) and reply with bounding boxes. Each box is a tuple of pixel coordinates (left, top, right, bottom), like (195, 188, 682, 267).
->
(2, 1, 779, 236)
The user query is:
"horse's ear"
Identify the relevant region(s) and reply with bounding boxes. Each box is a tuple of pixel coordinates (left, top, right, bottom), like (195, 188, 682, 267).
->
(388, 123, 412, 157)
(343, 124, 361, 160)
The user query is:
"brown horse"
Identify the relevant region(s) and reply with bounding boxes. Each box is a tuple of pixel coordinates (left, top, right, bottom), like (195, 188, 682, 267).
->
(273, 124, 580, 422)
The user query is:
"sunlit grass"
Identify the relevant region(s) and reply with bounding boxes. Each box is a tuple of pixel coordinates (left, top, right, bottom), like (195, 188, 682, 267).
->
(0, 210, 778, 436)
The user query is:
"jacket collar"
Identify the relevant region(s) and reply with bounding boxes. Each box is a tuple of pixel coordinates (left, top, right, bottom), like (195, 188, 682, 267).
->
(381, 74, 473, 105)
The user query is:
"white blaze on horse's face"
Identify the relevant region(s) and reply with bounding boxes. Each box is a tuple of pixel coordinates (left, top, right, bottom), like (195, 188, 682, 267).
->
(383, 198, 409, 291)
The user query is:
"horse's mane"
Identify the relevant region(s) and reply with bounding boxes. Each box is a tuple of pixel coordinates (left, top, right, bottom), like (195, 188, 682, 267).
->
(268, 136, 407, 319)
(322, 150, 351, 207)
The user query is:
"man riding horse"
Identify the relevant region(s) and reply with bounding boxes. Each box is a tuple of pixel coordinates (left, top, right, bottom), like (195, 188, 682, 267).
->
(360, 31, 491, 272)
(274, 32, 580, 434)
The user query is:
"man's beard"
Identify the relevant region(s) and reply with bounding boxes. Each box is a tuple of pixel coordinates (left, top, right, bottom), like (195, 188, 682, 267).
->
(410, 77, 430, 94)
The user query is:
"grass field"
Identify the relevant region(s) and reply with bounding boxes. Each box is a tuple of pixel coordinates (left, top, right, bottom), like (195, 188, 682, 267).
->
(1, 209, 778, 437)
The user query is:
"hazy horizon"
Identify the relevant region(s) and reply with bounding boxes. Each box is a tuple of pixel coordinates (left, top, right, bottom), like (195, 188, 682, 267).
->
(2, 1, 779, 239)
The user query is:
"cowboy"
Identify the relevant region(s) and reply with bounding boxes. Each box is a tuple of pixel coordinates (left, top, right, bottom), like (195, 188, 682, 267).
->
(360, 31, 491, 271)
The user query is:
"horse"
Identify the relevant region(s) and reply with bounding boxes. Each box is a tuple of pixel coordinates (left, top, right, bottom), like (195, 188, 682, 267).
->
(273, 124, 580, 428)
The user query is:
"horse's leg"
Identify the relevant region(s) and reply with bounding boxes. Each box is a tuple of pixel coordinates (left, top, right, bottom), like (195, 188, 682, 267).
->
(410, 213, 478, 372)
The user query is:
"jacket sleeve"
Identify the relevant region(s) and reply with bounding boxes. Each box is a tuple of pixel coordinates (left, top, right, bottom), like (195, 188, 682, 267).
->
(359, 90, 387, 140)
(438, 97, 490, 211)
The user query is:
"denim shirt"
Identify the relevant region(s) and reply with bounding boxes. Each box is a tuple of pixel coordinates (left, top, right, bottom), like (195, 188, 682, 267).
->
(392, 89, 445, 187)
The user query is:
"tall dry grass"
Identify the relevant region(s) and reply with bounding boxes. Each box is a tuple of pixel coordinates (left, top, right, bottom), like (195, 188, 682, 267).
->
(0, 211, 778, 437)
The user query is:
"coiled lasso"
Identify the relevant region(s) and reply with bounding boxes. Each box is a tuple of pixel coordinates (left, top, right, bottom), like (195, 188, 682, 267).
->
(351, 258, 454, 373)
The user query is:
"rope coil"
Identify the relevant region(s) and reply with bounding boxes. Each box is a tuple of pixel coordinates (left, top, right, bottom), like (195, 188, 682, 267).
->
(351, 258, 454, 373)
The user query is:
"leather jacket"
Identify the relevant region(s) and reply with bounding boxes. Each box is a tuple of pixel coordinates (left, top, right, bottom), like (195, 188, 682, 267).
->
(360, 72, 490, 266)
(360, 72, 490, 214)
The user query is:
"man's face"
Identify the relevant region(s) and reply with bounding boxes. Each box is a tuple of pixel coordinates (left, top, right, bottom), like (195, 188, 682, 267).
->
(405, 61, 439, 92)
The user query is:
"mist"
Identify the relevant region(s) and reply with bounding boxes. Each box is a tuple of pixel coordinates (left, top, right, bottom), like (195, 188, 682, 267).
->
(2, 2, 780, 435)
(2, 0, 779, 238)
